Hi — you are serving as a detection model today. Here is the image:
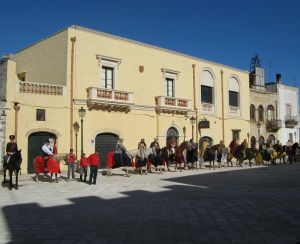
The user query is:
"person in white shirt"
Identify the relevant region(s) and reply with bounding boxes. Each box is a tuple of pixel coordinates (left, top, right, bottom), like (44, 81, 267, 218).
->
(41, 140, 53, 173)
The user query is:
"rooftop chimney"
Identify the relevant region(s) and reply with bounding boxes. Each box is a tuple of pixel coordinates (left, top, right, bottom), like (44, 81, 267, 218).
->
(276, 73, 282, 83)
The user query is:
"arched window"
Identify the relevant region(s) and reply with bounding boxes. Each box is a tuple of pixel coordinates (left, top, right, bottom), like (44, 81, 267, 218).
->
(267, 105, 275, 121)
(250, 104, 256, 121)
(258, 105, 264, 121)
(228, 77, 240, 107)
(200, 70, 214, 104)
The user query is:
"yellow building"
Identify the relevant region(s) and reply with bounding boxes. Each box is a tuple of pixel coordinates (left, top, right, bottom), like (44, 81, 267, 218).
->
(0, 26, 250, 173)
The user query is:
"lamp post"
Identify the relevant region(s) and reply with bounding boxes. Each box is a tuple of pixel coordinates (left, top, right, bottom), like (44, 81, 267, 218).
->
(73, 122, 80, 158)
(183, 126, 186, 142)
(78, 107, 86, 156)
(13, 102, 20, 142)
(190, 116, 196, 141)
(257, 122, 261, 148)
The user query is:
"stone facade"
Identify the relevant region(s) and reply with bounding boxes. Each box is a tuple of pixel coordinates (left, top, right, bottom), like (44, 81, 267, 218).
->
(0, 25, 251, 173)
(249, 88, 278, 146)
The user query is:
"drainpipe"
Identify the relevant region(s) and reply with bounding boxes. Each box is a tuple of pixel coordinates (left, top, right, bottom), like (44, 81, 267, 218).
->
(13, 102, 20, 142)
(221, 70, 225, 143)
(70, 37, 76, 149)
(192, 64, 198, 142)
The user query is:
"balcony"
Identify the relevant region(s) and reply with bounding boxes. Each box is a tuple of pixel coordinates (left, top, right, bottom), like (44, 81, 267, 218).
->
(266, 119, 282, 132)
(18, 81, 65, 96)
(285, 116, 298, 128)
(86, 87, 134, 112)
(155, 96, 191, 115)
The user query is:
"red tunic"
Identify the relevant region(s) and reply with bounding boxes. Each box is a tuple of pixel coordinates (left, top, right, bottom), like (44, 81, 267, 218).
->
(106, 151, 115, 168)
(34, 156, 44, 174)
(80, 157, 89, 167)
(47, 156, 61, 173)
(68, 153, 76, 164)
(88, 153, 100, 167)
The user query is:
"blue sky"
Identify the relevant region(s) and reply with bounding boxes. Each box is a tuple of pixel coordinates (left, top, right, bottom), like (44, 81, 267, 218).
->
(1, 0, 299, 88)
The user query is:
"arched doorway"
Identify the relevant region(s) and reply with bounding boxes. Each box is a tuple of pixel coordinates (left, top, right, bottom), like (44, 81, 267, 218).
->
(166, 127, 179, 146)
(199, 136, 213, 146)
(28, 132, 56, 174)
(95, 133, 119, 168)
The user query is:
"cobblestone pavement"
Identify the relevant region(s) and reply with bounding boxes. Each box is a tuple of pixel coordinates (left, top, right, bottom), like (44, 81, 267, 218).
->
(0, 163, 300, 244)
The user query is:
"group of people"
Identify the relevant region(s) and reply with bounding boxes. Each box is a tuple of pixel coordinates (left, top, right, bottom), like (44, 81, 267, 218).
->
(33, 139, 101, 185)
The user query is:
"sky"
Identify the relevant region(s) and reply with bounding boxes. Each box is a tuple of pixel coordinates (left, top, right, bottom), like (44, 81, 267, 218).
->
(1, 0, 299, 88)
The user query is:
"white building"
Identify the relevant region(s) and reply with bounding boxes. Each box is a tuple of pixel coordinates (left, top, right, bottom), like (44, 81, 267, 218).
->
(266, 75, 299, 144)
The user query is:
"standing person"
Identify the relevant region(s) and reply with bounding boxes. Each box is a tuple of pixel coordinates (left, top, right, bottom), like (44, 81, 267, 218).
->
(79, 153, 88, 182)
(41, 139, 53, 173)
(67, 149, 76, 180)
(88, 150, 100, 185)
(5, 135, 18, 165)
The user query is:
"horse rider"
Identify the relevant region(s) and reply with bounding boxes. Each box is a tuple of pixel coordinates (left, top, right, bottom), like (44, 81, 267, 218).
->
(5, 135, 18, 165)
(229, 137, 239, 155)
(41, 139, 54, 173)
(150, 138, 160, 156)
(138, 139, 147, 151)
(114, 138, 127, 165)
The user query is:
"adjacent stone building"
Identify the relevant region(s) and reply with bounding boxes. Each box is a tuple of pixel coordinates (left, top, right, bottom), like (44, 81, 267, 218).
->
(266, 76, 299, 144)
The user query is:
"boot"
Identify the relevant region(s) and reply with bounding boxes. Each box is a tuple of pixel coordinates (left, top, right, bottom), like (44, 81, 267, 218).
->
(79, 175, 82, 182)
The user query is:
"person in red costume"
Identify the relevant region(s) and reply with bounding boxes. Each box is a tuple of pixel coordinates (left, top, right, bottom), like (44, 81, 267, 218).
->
(88, 150, 100, 185)
(79, 153, 88, 182)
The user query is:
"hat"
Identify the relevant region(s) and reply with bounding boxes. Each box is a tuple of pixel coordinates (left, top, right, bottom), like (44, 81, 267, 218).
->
(9, 135, 15, 140)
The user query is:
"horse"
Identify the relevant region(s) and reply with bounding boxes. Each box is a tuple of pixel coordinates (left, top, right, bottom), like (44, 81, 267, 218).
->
(2, 150, 22, 189)
(160, 146, 175, 171)
(174, 141, 189, 171)
(107, 149, 134, 176)
(286, 143, 300, 164)
(272, 144, 287, 164)
(34, 154, 64, 182)
(232, 141, 248, 167)
(147, 148, 166, 174)
(186, 143, 199, 169)
(203, 144, 219, 169)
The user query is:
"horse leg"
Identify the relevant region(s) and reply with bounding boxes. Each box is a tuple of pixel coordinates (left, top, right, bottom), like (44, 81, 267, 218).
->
(9, 170, 13, 188)
(15, 170, 19, 190)
(2, 168, 7, 184)
(35, 173, 39, 182)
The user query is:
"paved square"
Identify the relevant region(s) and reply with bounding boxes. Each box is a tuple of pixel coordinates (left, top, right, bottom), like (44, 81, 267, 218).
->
(1, 164, 300, 243)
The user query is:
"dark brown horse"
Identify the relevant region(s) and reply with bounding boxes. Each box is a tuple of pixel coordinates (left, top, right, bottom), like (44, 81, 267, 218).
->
(233, 141, 248, 167)
(175, 141, 189, 171)
(2, 150, 22, 189)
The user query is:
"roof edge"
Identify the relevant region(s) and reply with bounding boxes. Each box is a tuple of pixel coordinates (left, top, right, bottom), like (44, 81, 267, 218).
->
(70, 25, 249, 74)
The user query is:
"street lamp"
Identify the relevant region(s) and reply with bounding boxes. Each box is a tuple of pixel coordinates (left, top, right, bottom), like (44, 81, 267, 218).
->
(78, 107, 86, 156)
(183, 126, 186, 142)
(190, 116, 196, 141)
(73, 122, 80, 158)
(257, 122, 261, 148)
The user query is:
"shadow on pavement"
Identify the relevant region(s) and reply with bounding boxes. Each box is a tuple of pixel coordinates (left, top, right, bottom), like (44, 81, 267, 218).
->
(2, 164, 300, 243)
